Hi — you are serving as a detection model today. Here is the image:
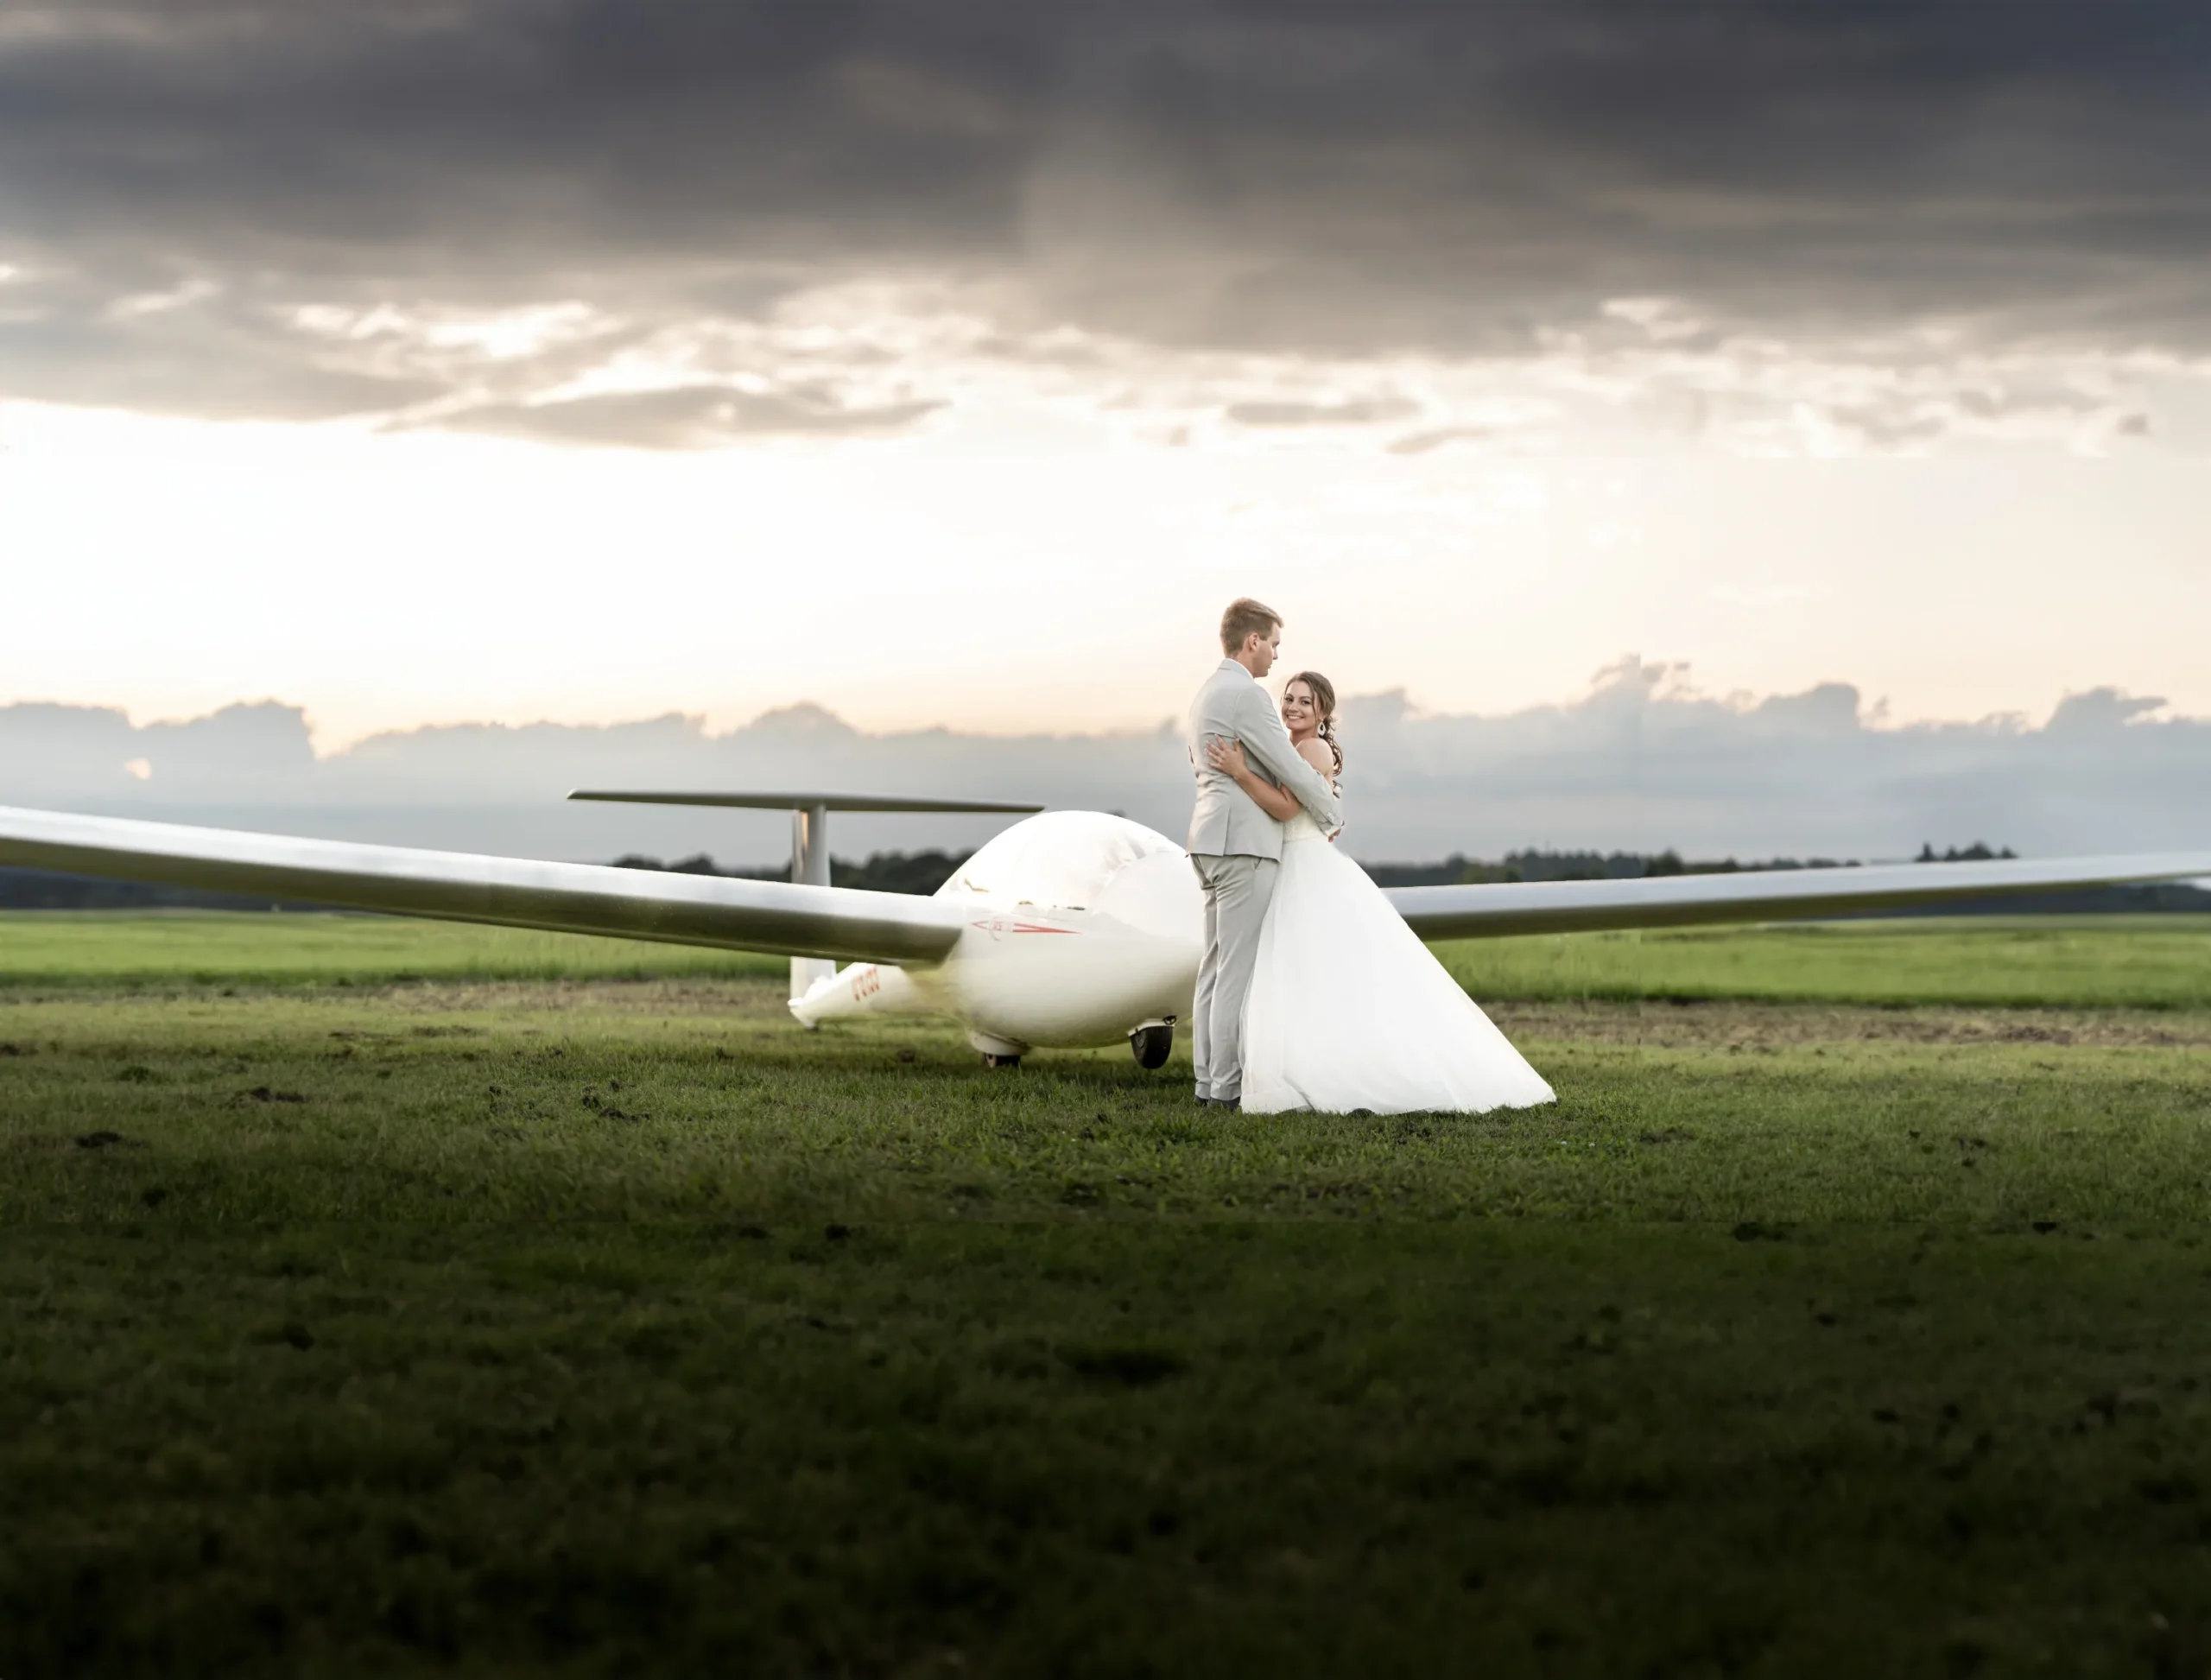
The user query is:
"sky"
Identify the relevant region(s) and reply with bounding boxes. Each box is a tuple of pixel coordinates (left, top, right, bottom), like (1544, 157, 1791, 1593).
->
(3, 1, 2211, 847)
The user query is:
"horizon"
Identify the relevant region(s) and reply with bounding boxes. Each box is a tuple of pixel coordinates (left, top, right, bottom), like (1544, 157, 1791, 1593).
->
(3, 664, 2202, 758)
(9, 661, 2208, 866)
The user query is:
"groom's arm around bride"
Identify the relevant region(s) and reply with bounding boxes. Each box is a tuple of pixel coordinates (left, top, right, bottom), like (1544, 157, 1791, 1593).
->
(1184, 598, 1340, 1107)
(1188, 648, 1340, 859)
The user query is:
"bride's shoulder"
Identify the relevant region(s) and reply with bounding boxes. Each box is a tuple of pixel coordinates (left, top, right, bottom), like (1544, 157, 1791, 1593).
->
(1296, 736, 1334, 775)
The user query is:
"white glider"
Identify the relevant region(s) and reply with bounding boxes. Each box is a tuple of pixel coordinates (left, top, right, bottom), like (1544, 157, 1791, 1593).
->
(2, 797, 2208, 1068)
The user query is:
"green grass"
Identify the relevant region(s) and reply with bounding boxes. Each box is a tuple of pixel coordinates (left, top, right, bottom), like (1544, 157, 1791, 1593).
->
(1437, 915, 2211, 1009)
(13, 909, 2211, 1007)
(10, 917, 2211, 1675)
(0, 910, 785, 987)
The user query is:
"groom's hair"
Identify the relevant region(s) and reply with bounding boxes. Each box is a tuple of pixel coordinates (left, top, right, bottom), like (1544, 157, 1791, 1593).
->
(1220, 598, 1282, 654)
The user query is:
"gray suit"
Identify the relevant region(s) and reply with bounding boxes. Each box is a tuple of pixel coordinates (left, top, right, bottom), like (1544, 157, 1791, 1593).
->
(1185, 659, 1344, 1102)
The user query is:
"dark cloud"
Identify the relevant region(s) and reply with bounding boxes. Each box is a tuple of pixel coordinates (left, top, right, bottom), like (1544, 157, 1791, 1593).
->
(1224, 396, 1417, 428)
(7, 666, 2208, 865)
(3, 2, 2209, 427)
(436, 384, 941, 448)
(0, 298, 445, 420)
(1385, 426, 1490, 457)
(1823, 403, 1948, 451)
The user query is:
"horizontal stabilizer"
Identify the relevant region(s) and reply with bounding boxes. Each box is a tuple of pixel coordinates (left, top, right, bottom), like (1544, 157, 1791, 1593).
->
(1386, 851, 2211, 941)
(0, 805, 966, 966)
(568, 790, 1043, 814)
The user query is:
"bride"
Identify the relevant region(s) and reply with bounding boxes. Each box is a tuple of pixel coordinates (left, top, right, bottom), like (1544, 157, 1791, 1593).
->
(1204, 672, 1555, 1116)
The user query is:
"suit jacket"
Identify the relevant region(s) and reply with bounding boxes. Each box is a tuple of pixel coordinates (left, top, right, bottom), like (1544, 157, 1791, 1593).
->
(1187, 658, 1345, 859)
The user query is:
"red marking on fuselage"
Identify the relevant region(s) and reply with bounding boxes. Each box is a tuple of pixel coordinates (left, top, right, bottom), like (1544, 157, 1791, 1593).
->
(969, 916, 1080, 938)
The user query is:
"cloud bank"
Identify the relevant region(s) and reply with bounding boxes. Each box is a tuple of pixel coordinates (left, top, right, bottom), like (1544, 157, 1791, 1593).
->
(5, 662, 2206, 867)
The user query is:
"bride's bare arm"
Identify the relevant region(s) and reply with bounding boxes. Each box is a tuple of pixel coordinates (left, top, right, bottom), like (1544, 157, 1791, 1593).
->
(1204, 737, 1302, 821)
(1296, 737, 1336, 780)
(1293, 737, 1342, 838)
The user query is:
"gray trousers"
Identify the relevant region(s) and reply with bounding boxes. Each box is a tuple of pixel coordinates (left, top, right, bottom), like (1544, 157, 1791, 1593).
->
(1189, 853, 1278, 1102)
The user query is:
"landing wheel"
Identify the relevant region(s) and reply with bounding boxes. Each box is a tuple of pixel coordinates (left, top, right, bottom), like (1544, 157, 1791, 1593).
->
(981, 1051, 1023, 1069)
(1129, 1023, 1174, 1070)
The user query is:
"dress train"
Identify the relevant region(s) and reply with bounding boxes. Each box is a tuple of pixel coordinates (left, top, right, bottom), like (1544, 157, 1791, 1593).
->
(1240, 813, 1555, 1115)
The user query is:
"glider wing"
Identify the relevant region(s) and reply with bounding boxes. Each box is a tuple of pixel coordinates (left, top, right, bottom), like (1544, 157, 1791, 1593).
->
(0, 805, 966, 965)
(1385, 852, 2211, 941)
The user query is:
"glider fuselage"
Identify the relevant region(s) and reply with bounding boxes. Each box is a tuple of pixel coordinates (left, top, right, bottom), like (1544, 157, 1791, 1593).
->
(789, 810, 1202, 1054)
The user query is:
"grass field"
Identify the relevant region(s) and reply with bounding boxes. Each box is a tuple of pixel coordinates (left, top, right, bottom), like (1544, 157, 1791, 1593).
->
(8, 915, 2211, 1676)
(10, 908, 2211, 1007)
(1438, 915, 2211, 1010)
(0, 910, 785, 988)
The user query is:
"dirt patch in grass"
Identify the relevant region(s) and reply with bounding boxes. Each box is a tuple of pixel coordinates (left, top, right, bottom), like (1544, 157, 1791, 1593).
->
(1491, 998, 2211, 1050)
(338, 974, 797, 1018)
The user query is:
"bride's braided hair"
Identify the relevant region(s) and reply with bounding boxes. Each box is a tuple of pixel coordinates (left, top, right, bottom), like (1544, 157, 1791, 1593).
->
(1286, 670, 1342, 778)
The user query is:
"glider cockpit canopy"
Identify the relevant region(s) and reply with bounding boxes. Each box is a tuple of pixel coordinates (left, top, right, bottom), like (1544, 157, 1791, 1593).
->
(939, 810, 1182, 910)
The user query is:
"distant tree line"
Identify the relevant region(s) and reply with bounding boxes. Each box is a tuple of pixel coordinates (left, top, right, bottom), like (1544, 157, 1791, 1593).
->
(1359, 841, 2028, 888)
(1359, 848, 1866, 887)
(611, 849, 972, 896)
(1357, 843, 2210, 916)
(0, 868, 318, 912)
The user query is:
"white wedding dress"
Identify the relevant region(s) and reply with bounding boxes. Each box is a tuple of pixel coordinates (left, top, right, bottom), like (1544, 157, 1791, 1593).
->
(1240, 811, 1556, 1115)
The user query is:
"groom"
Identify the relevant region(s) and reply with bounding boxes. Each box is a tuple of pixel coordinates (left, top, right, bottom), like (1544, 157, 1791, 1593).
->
(1187, 598, 1344, 1109)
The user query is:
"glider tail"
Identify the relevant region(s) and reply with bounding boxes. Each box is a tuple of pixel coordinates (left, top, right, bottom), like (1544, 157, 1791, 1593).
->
(567, 789, 1042, 1001)
(788, 961, 927, 1030)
